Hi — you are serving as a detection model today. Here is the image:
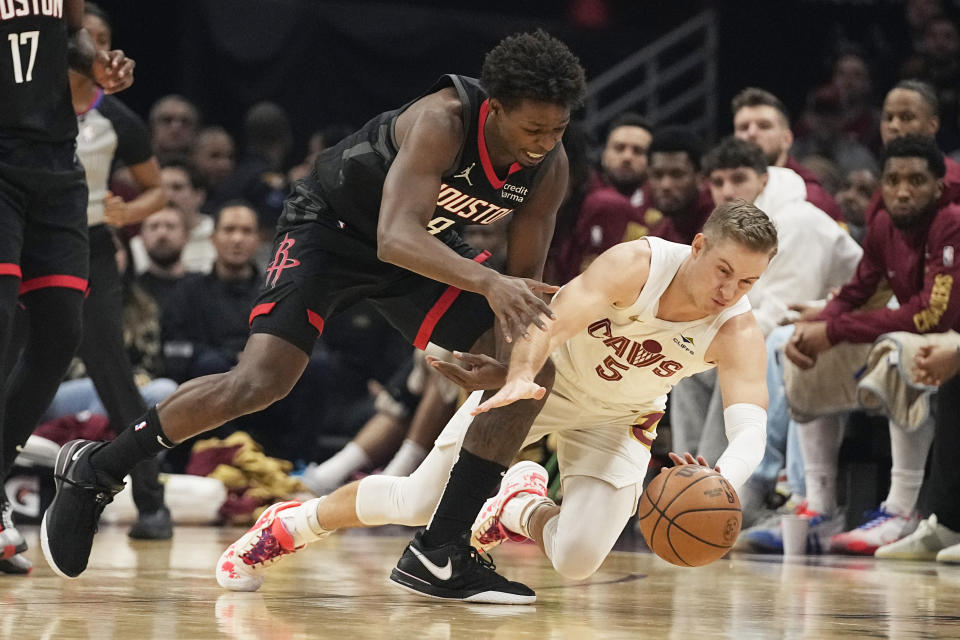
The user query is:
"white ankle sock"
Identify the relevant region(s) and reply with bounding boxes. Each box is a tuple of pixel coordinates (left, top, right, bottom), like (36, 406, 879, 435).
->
(381, 439, 428, 477)
(797, 416, 844, 515)
(306, 442, 371, 491)
(500, 493, 554, 539)
(279, 497, 332, 546)
(885, 420, 935, 516)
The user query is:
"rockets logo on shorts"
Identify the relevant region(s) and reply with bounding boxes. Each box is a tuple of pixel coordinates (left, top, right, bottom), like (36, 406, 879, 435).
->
(265, 233, 301, 288)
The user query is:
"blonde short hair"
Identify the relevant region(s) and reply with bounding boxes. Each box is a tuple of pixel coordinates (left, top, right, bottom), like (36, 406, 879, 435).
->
(702, 200, 778, 258)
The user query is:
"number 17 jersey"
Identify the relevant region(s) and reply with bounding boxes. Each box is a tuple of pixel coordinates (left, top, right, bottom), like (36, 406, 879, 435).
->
(1, 3, 76, 143)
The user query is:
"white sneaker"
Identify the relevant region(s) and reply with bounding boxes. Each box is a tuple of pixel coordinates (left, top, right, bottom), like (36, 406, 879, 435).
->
(829, 503, 920, 555)
(937, 541, 960, 564)
(470, 461, 549, 552)
(216, 499, 328, 592)
(875, 514, 960, 560)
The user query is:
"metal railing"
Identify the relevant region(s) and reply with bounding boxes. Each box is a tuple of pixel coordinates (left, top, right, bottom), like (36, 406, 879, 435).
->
(583, 9, 718, 141)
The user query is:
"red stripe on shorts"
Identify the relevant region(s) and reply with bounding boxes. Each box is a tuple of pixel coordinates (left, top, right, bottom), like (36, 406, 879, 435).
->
(413, 250, 491, 350)
(248, 302, 277, 325)
(0, 263, 22, 279)
(306, 309, 324, 334)
(19, 275, 87, 295)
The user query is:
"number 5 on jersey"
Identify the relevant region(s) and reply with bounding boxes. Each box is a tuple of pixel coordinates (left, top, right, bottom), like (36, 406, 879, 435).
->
(8, 30, 39, 84)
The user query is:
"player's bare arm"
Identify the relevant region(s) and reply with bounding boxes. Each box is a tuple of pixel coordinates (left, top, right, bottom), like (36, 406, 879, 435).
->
(701, 311, 769, 487)
(709, 311, 769, 410)
(472, 240, 653, 413)
(378, 89, 559, 342)
(492, 147, 569, 341)
(65, 0, 134, 94)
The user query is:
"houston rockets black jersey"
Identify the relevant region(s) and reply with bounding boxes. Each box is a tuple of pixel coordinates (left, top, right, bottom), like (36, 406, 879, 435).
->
(1, 2, 76, 143)
(288, 74, 557, 242)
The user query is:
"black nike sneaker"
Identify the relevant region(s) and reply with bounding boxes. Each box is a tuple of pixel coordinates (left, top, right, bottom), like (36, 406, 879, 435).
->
(40, 439, 125, 578)
(389, 530, 535, 604)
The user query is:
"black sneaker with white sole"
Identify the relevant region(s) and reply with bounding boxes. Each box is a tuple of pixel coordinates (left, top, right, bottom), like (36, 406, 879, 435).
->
(389, 531, 535, 604)
(40, 439, 125, 578)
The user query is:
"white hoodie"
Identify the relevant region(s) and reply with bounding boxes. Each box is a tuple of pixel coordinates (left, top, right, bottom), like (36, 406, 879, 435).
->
(748, 167, 863, 336)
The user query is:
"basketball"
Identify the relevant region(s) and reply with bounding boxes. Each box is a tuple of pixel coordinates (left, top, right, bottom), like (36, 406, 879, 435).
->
(637, 465, 742, 567)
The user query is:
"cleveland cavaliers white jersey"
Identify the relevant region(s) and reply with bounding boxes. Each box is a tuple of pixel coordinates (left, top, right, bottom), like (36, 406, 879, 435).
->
(550, 236, 752, 412)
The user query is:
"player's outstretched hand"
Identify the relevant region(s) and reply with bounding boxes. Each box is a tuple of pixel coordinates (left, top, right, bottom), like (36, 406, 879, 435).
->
(93, 49, 135, 94)
(484, 274, 558, 343)
(427, 351, 507, 391)
(666, 451, 721, 473)
(470, 378, 545, 415)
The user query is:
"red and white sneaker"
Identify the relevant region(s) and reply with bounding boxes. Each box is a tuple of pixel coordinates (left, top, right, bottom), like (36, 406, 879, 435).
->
(830, 503, 920, 555)
(1, 498, 27, 561)
(217, 500, 328, 592)
(471, 461, 550, 552)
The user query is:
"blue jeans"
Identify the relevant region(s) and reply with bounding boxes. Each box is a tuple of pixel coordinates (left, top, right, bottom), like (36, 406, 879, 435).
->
(42, 377, 178, 425)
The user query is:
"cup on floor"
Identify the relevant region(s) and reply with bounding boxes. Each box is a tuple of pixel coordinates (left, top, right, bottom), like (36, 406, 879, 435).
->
(782, 515, 809, 556)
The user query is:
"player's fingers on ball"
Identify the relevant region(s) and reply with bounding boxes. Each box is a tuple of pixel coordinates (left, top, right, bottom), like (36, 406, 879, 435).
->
(533, 386, 546, 400)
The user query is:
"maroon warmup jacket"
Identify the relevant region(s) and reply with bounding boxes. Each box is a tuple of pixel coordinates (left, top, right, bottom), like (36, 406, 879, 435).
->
(818, 201, 960, 344)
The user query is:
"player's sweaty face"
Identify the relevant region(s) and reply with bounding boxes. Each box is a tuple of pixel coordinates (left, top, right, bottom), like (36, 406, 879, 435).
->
(693, 237, 769, 312)
(495, 99, 570, 167)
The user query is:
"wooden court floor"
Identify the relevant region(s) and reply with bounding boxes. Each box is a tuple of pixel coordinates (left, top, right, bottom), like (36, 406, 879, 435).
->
(2, 523, 960, 639)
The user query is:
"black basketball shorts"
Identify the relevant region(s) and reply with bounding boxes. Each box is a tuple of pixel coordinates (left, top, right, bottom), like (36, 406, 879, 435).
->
(0, 139, 89, 295)
(250, 202, 496, 357)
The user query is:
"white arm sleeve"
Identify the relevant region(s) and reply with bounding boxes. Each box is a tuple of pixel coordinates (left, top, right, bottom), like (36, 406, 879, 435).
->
(715, 403, 767, 492)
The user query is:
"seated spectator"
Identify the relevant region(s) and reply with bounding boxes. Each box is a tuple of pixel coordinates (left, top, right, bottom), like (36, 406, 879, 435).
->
(868, 81, 960, 218)
(796, 49, 882, 154)
(791, 85, 879, 175)
(216, 102, 293, 234)
(836, 168, 879, 244)
(877, 339, 960, 561)
(549, 112, 657, 283)
(131, 160, 216, 274)
(191, 126, 236, 212)
(746, 136, 960, 556)
(669, 138, 861, 519)
(159, 203, 329, 466)
(732, 87, 844, 220)
(161, 202, 261, 382)
(901, 15, 960, 151)
(149, 94, 201, 164)
(135, 206, 191, 310)
(643, 125, 713, 244)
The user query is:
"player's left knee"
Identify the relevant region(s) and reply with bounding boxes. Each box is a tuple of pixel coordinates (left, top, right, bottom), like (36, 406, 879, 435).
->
(551, 550, 604, 581)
